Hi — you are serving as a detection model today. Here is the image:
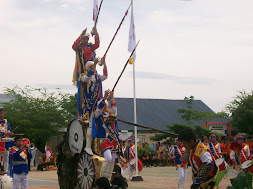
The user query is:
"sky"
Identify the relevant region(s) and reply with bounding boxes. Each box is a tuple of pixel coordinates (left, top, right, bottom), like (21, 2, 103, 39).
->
(0, 0, 253, 112)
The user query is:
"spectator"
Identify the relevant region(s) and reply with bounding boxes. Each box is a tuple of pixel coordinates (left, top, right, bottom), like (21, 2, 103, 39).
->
(159, 142, 165, 152)
(141, 152, 150, 167)
(165, 151, 172, 166)
(246, 137, 253, 154)
(111, 165, 128, 189)
(220, 137, 230, 163)
(149, 151, 159, 167)
(96, 177, 112, 189)
(158, 151, 167, 167)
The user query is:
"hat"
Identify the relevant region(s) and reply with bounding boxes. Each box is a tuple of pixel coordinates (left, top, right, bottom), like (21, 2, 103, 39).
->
(81, 32, 90, 39)
(209, 134, 216, 140)
(119, 138, 123, 142)
(237, 135, 244, 141)
(127, 138, 132, 142)
(85, 61, 94, 72)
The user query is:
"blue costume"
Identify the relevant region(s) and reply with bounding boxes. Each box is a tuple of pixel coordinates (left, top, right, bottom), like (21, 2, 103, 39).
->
(11, 146, 32, 174)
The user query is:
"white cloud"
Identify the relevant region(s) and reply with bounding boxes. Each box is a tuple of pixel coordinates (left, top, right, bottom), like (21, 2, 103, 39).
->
(0, 0, 253, 113)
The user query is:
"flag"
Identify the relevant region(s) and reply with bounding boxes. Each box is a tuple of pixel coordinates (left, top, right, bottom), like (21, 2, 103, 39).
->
(45, 144, 52, 158)
(93, 0, 99, 21)
(128, 0, 136, 61)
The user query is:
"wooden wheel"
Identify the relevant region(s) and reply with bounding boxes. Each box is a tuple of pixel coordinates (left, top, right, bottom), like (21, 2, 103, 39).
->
(77, 152, 95, 189)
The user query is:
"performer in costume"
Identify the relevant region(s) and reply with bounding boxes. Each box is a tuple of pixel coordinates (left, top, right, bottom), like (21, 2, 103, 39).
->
(207, 134, 227, 171)
(79, 58, 108, 155)
(230, 135, 251, 174)
(72, 27, 103, 117)
(171, 138, 188, 189)
(124, 139, 143, 180)
(178, 128, 218, 189)
(93, 90, 125, 180)
(207, 134, 221, 159)
(0, 108, 14, 174)
(118, 138, 127, 176)
(11, 136, 32, 189)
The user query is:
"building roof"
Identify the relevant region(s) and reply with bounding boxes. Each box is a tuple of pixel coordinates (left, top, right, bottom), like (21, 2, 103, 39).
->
(115, 98, 229, 131)
(0, 94, 12, 104)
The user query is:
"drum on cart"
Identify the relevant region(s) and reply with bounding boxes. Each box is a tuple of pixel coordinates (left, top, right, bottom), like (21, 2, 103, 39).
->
(67, 119, 105, 189)
(216, 158, 227, 171)
(68, 119, 85, 154)
(241, 160, 253, 175)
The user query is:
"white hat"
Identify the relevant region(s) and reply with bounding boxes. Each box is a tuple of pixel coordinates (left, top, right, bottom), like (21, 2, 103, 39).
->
(85, 61, 94, 72)
(82, 32, 90, 39)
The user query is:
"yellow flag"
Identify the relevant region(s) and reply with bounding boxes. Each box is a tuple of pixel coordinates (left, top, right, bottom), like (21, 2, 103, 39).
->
(129, 57, 134, 65)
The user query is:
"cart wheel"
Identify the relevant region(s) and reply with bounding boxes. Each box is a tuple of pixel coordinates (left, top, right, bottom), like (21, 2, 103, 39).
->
(77, 152, 96, 189)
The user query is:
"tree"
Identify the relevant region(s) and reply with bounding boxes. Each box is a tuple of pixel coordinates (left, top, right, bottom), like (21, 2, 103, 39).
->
(226, 90, 253, 134)
(177, 96, 228, 125)
(1, 86, 76, 152)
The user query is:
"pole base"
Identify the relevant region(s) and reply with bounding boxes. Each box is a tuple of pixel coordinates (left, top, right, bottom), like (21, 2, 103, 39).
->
(131, 176, 143, 181)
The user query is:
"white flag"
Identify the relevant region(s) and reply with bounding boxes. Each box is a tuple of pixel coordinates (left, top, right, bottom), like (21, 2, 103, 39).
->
(45, 144, 52, 158)
(93, 0, 99, 22)
(128, 1, 136, 61)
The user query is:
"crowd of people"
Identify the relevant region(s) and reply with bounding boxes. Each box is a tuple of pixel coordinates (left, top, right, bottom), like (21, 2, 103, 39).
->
(138, 135, 253, 168)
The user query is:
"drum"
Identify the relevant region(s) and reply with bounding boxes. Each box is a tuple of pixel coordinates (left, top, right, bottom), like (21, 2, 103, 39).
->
(76, 152, 96, 188)
(216, 158, 226, 171)
(68, 119, 85, 154)
(1, 138, 14, 142)
(129, 157, 136, 165)
(241, 160, 253, 175)
(216, 158, 224, 166)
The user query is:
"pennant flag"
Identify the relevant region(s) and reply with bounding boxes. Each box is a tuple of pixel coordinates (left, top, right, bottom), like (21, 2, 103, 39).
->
(45, 144, 52, 158)
(128, 1, 136, 61)
(93, 0, 99, 21)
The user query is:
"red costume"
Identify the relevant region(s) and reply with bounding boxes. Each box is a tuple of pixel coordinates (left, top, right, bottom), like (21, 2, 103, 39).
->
(72, 35, 100, 62)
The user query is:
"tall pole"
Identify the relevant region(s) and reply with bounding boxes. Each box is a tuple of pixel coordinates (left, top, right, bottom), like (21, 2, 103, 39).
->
(131, 0, 138, 177)
(133, 50, 138, 176)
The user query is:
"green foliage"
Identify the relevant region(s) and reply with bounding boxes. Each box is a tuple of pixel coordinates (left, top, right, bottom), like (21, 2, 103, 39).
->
(226, 90, 253, 134)
(0, 86, 76, 152)
(215, 167, 231, 187)
(137, 143, 152, 159)
(177, 96, 228, 125)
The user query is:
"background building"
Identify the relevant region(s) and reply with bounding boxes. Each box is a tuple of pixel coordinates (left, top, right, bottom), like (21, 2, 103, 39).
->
(116, 98, 230, 144)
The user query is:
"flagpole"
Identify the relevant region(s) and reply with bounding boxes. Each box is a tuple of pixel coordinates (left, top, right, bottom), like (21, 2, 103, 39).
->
(133, 46, 138, 177)
(131, 0, 139, 179)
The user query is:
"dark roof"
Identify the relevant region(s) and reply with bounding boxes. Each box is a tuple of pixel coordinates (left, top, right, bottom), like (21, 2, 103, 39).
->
(0, 94, 12, 104)
(115, 98, 229, 131)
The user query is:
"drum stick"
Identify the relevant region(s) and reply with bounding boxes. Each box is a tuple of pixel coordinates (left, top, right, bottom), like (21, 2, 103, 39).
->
(12, 126, 19, 132)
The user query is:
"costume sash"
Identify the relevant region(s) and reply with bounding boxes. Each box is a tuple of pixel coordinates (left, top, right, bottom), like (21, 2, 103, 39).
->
(81, 74, 100, 121)
(102, 117, 125, 162)
(174, 146, 182, 157)
(76, 44, 97, 115)
(209, 143, 219, 158)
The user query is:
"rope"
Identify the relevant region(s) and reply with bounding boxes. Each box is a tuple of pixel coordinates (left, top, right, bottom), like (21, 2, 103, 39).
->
(117, 118, 178, 137)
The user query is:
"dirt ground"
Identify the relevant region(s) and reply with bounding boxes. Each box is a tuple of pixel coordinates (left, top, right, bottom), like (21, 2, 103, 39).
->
(28, 166, 237, 189)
